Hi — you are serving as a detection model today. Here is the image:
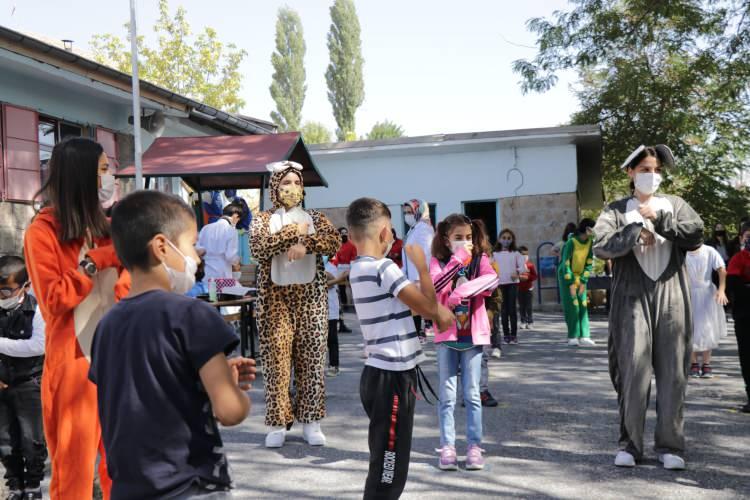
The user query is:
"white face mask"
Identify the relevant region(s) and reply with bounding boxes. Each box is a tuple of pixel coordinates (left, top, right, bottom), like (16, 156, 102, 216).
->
(451, 240, 471, 254)
(0, 293, 24, 310)
(404, 214, 417, 228)
(163, 240, 198, 294)
(99, 173, 116, 203)
(634, 172, 662, 195)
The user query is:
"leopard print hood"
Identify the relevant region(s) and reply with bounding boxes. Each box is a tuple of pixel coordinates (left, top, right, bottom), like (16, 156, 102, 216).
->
(267, 162, 305, 210)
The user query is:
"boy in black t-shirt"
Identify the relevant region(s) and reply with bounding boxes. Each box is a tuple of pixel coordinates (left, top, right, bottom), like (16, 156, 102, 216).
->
(89, 190, 255, 500)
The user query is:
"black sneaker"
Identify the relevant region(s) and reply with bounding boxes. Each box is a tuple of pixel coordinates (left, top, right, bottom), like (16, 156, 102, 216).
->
(741, 401, 750, 414)
(6, 491, 23, 500)
(480, 390, 498, 407)
(339, 322, 352, 333)
(503, 336, 511, 344)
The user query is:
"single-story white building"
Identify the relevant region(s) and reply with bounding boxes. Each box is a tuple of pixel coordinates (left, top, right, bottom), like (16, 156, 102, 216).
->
(287, 125, 602, 303)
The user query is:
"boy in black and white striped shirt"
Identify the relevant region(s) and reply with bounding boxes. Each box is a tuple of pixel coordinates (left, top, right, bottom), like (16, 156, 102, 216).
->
(347, 198, 454, 500)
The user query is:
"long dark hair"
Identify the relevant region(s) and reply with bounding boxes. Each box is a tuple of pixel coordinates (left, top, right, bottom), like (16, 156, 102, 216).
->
(561, 222, 576, 242)
(470, 219, 493, 256)
(494, 228, 518, 252)
(432, 214, 485, 263)
(37, 137, 109, 243)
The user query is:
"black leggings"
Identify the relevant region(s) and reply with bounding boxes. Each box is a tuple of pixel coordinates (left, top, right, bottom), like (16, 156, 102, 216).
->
(360, 366, 416, 500)
(735, 318, 750, 400)
(328, 320, 339, 368)
(500, 284, 519, 338)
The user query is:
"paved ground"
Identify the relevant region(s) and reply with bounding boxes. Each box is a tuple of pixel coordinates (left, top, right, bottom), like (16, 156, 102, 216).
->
(225, 311, 750, 499)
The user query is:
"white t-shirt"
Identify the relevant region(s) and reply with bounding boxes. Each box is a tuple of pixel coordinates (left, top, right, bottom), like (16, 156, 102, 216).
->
(350, 256, 425, 371)
(196, 218, 239, 281)
(493, 250, 527, 285)
(325, 261, 340, 320)
(686, 245, 725, 287)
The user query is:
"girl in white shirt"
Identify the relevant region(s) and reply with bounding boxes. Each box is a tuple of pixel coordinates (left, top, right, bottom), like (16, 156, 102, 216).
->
(492, 229, 526, 344)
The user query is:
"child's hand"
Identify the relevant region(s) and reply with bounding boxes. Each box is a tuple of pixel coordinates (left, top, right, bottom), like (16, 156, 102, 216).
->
(453, 246, 472, 266)
(715, 290, 729, 306)
(435, 304, 455, 332)
(569, 284, 577, 299)
(0, 381, 7, 390)
(405, 244, 426, 270)
(297, 222, 310, 235)
(228, 357, 256, 391)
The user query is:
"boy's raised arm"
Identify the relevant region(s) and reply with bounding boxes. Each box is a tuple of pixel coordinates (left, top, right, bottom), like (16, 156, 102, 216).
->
(397, 245, 455, 331)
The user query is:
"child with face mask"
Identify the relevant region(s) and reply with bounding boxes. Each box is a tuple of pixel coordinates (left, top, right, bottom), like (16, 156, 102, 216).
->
(594, 144, 703, 471)
(430, 214, 499, 471)
(89, 190, 256, 498)
(558, 219, 597, 346)
(492, 230, 526, 344)
(0, 257, 46, 500)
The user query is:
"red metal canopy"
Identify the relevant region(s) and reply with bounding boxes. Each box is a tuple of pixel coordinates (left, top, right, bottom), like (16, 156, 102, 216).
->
(116, 132, 327, 190)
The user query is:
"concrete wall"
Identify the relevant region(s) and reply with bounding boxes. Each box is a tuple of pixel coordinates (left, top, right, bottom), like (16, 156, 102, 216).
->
(302, 143, 578, 241)
(0, 202, 35, 256)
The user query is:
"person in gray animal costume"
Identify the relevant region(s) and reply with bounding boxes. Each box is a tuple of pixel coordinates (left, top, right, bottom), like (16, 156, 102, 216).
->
(593, 144, 703, 471)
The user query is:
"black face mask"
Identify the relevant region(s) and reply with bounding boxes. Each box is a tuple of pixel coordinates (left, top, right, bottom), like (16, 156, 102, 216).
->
(341, 234, 349, 243)
(715, 231, 726, 238)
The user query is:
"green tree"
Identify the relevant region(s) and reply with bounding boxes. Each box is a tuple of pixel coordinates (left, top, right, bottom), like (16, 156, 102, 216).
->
(325, 0, 365, 141)
(367, 120, 405, 140)
(269, 7, 307, 131)
(513, 0, 750, 229)
(90, 0, 247, 112)
(300, 121, 333, 144)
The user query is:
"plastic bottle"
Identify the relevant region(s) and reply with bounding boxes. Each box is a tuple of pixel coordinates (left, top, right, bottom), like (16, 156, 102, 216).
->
(208, 278, 217, 302)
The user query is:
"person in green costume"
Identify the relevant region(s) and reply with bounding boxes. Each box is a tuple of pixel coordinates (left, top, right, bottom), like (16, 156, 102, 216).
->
(558, 219, 597, 346)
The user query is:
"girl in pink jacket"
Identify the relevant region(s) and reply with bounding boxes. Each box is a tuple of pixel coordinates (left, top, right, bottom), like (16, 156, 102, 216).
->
(430, 214, 499, 472)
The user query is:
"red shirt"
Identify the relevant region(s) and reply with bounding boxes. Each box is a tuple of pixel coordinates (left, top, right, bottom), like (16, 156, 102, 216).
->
(335, 240, 358, 265)
(519, 261, 538, 292)
(388, 238, 404, 268)
(727, 249, 750, 281)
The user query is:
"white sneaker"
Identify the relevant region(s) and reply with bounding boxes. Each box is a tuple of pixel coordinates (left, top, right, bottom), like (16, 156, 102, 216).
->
(526, 323, 533, 330)
(303, 421, 326, 446)
(614, 451, 636, 467)
(579, 338, 596, 346)
(265, 427, 287, 448)
(491, 348, 502, 359)
(658, 453, 685, 470)
(567, 338, 580, 347)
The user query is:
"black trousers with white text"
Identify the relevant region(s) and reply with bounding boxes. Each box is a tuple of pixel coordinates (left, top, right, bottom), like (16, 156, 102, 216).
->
(360, 366, 416, 500)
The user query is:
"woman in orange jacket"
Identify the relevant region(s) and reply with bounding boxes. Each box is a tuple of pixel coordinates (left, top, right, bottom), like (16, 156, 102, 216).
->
(24, 138, 130, 499)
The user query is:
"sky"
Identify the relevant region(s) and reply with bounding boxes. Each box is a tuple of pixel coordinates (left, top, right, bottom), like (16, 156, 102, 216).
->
(1, 0, 580, 137)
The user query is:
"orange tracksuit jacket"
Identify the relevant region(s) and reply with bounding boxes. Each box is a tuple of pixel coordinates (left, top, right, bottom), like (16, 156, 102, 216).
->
(24, 208, 130, 500)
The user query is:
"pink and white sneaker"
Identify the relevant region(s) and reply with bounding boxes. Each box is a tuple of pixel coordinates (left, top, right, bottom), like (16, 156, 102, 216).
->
(465, 444, 486, 470)
(438, 445, 458, 471)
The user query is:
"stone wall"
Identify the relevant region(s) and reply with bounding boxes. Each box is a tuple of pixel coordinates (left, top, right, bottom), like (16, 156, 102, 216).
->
(0, 202, 36, 256)
(500, 192, 578, 305)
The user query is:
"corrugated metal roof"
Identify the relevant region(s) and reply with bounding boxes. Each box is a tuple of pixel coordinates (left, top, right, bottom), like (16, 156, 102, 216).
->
(0, 25, 270, 136)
